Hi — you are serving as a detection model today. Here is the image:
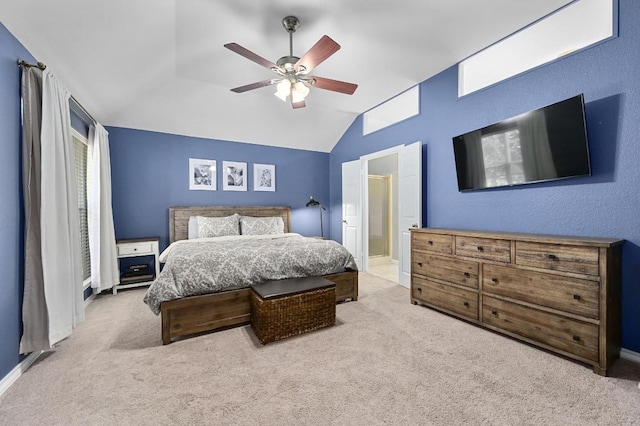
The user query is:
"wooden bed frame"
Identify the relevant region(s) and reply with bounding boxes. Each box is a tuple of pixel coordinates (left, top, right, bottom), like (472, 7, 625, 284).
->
(160, 206, 358, 344)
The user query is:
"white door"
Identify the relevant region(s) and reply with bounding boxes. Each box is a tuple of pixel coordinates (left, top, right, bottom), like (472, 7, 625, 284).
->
(342, 160, 363, 269)
(398, 142, 422, 287)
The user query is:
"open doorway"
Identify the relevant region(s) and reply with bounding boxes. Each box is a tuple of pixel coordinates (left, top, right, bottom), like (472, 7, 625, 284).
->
(366, 154, 399, 283)
(342, 142, 421, 287)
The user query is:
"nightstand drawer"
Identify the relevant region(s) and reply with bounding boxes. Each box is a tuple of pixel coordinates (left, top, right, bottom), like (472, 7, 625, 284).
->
(117, 242, 154, 256)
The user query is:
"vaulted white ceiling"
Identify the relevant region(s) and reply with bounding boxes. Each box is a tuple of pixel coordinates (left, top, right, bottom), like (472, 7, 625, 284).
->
(1, 0, 572, 152)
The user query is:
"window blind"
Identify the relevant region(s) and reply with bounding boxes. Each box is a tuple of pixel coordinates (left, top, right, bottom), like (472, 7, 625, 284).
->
(72, 135, 91, 281)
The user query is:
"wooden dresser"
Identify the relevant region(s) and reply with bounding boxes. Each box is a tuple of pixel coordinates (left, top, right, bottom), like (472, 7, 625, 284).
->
(410, 228, 623, 376)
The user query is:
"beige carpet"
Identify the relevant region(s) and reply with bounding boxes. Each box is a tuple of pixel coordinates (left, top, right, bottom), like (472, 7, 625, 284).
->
(1, 273, 639, 425)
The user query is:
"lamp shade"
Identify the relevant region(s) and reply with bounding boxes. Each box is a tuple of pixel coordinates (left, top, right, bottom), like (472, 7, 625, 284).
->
(291, 82, 310, 103)
(306, 195, 320, 207)
(275, 80, 291, 102)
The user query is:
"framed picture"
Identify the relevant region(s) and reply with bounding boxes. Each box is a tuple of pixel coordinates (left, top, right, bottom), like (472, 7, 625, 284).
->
(189, 158, 216, 191)
(253, 163, 275, 192)
(223, 161, 247, 191)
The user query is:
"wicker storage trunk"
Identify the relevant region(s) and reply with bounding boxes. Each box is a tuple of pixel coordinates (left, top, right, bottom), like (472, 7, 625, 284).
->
(250, 277, 336, 344)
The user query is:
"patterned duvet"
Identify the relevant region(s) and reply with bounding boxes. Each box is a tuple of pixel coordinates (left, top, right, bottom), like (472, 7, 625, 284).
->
(143, 233, 358, 314)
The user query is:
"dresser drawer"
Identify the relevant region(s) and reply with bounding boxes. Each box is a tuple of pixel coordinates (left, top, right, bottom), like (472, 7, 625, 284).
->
(483, 264, 600, 319)
(455, 236, 511, 263)
(413, 252, 479, 289)
(483, 296, 598, 362)
(117, 242, 154, 256)
(413, 276, 478, 320)
(412, 232, 453, 254)
(515, 241, 599, 276)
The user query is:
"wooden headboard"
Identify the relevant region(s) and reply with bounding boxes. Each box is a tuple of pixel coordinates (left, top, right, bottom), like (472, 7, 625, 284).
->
(169, 206, 292, 243)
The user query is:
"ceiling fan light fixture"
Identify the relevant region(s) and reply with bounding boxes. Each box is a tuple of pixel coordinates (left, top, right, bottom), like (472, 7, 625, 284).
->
(291, 81, 310, 103)
(274, 79, 291, 101)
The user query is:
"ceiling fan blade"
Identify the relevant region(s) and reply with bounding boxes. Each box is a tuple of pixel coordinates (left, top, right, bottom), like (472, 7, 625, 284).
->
(224, 43, 279, 71)
(230, 79, 279, 93)
(308, 76, 358, 95)
(291, 99, 306, 109)
(294, 35, 340, 74)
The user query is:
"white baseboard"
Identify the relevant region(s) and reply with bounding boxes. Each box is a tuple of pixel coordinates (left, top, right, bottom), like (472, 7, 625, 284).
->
(620, 348, 640, 364)
(0, 350, 43, 397)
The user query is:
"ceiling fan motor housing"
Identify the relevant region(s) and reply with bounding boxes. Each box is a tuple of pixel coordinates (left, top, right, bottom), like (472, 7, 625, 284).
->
(282, 16, 300, 33)
(276, 55, 301, 72)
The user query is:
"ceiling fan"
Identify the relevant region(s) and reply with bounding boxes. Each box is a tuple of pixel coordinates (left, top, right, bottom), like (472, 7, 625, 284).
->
(224, 16, 358, 109)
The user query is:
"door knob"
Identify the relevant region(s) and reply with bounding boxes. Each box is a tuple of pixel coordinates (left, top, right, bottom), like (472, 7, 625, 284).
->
(411, 223, 419, 228)
(342, 219, 348, 224)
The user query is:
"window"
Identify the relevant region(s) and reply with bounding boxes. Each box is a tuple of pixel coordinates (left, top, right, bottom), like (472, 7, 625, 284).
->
(481, 129, 525, 188)
(458, 0, 616, 96)
(363, 86, 420, 135)
(72, 130, 91, 286)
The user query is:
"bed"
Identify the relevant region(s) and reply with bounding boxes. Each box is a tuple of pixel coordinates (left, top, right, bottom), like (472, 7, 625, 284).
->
(147, 206, 358, 344)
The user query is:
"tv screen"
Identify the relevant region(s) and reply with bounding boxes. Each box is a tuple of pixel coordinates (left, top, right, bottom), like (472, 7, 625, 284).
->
(452, 94, 591, 192)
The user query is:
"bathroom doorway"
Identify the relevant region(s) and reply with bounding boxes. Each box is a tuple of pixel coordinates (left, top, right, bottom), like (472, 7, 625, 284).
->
(367, 155, 398, 282)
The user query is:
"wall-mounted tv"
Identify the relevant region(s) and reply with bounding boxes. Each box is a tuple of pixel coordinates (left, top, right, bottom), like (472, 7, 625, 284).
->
(452, 94, 591, 192)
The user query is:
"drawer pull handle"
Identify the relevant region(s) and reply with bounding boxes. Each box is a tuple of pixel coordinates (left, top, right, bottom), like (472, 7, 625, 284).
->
(491, 278, 498, 283)
(428, 241, 433, 245)
(547, 254, 558, 260)
(463, 272, 470, 278)
(572, 335, 581, 342)
(417, 287, 422, 292)
(573, 294, 581, 300)
(477, 246, 484, 251)
(491, 310, 498, 316)
(463, 301, 470, 307)
(418, 262, 423, 267)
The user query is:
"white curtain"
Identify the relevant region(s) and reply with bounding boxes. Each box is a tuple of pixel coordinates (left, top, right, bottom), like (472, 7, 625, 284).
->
(88, 123, 120, 292)
(40, 69, 85, 346)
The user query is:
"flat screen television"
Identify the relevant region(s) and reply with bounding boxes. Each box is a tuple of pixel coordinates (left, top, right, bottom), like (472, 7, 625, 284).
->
(452, 94, 591, 192)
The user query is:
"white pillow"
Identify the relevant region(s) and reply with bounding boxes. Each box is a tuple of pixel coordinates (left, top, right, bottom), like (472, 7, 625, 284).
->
(195, 214, 240, 238)
(240, 216, 284, 235)
(188, 216, 199, 239)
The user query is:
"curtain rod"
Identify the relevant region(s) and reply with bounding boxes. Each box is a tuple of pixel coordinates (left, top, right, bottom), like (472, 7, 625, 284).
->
(18, 59, 97, 125)
(18, 59, 46, 70)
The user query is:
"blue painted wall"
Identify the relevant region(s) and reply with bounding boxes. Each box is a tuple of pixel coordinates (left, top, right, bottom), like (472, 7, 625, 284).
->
(330, 0, 640, 352)
(108, 127, 330, 251)
(0, 21, 34, 381)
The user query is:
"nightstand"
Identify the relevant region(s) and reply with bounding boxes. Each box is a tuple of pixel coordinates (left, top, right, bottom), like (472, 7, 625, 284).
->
(113, 237, 160, 295)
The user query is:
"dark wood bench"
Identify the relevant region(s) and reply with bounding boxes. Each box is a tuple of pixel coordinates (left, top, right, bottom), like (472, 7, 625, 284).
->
(250, 277, 336, 344)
